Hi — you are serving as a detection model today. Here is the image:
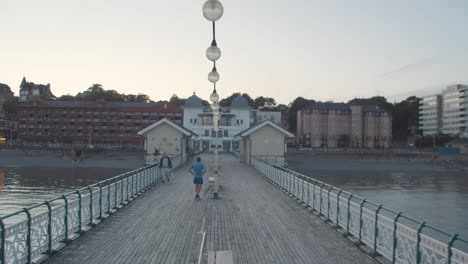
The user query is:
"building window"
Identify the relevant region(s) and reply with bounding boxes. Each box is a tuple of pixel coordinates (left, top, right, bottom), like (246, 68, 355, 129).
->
(224, 130, 228, 137)
(211, 130, 216, 137)
(205, 130, 209, 136)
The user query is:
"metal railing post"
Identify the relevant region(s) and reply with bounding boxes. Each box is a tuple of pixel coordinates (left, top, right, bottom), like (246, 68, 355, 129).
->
(391, 212, 402, 264)
(373, 205, 383, 256)
(358, 199, 366, 245)
(126, 174, 130, 201)
(120, 175, 124, 205)
(0, 220, 5, 264)
(301, 175, 305, 203)
(132, 173, 136, 196)
(336, 190, 342, 227)
(307, 178, 310, 208)
(346, 194, 354, 235)
(107, 180, 111, 214)
(327, 186, 333, 221)
(415, 222, 426, 263)
(448, 234, 459, 264)
(23, 208, 32, 263)
(44, 201, 53, 255)
(312, 180, 317, 211)
(319, 183, 324, 216)
(113, 177, 118, 209)
(76, 190, 82, 233)
(87, 186, 93, 226)
(98, 183, 103, 219)
(62, 195, 69, 243)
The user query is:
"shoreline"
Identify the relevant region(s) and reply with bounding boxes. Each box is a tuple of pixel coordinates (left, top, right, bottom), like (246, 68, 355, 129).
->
(0, 150, 146, 169)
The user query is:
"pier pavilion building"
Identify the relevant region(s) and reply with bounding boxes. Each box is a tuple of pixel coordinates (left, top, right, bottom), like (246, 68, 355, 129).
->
(183, 93, 282, 152)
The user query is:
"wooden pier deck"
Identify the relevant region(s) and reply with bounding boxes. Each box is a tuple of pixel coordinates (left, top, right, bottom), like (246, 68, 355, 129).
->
(46, 154, 377, 264)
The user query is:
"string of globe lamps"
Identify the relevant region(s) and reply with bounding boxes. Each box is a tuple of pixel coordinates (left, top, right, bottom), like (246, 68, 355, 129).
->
(203, 0, 223, 171)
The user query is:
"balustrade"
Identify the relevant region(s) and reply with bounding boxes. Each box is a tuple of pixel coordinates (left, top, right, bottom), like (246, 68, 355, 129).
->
(251, 158, 468, 264)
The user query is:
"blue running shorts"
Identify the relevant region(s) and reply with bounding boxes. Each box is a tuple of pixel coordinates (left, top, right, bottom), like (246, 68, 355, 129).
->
(193, 177, 203, 184)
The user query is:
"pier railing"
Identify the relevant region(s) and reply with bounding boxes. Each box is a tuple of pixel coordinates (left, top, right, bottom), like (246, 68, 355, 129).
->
(0, 155, 183, 264)
(251, 157, 468, 264)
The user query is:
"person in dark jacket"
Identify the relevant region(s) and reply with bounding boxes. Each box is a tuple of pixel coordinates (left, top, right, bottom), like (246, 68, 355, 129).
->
(159, 152, 173, 182)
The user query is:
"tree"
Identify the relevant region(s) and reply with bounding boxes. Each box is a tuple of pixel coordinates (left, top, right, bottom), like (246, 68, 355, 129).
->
(219, 92, 241, 106)
(348, 96, 393, 111)
(170, 94, 187, 106)
(254, 96, 277, 110)
(241, 93, 255, 107)
(125, 94, 137, 102)
(136, 94, 150, 103)
(287, 97, 315, 132)
(392, 96, 421, 140)
(2, 97, 18, 113)
(57, 94, 75, 101)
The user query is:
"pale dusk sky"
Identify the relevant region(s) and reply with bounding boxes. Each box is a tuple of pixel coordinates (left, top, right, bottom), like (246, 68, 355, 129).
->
(1, 0, 467, 104)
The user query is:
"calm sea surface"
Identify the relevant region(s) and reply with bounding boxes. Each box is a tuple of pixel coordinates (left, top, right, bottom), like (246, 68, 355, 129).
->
(286, 157, 468, 238)
(0, 166, 131, 217)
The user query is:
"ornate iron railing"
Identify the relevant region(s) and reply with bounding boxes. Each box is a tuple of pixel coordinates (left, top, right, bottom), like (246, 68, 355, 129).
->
(0, 155, 183, 264)
(251, 158, 468, 264)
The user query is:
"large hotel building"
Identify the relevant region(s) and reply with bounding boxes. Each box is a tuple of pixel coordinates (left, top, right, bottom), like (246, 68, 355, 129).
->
(16, 100, 182, 146)
(297, 103, 392, 148)
(419, 84, 468, 136)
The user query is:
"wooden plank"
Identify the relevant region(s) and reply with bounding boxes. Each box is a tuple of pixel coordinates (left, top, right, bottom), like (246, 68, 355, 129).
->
(207, 251, 215, 264)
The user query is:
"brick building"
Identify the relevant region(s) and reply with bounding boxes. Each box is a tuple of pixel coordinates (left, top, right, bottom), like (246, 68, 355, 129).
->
(16, 100, 182, 146)
(0, 107, 15, 141)
(297, 103, 392, 148)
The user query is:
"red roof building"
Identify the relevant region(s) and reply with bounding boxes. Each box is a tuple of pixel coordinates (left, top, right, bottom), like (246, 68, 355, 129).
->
(16, 100, 183, 146)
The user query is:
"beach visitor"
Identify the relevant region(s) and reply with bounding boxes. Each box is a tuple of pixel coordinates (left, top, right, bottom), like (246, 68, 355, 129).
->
(159, 152, 173, 182)
(189, 157, 207, 201)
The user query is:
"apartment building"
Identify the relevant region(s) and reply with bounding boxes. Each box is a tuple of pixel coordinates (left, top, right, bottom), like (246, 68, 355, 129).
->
(297, 103, 392, 148)
(419, 95, 442, 135)
(16, 100, 182, 145)
(442, 85, 467, 134)
(419, 84, 468, 135)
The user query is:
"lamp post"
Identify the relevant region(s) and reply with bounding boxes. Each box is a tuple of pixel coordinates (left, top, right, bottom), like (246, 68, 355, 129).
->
(203, 0, 223, 199)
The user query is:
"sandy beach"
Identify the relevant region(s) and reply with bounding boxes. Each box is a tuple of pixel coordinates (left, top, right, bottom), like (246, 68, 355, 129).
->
(286, 151, 468, 172)
(0, 149, 146, 169)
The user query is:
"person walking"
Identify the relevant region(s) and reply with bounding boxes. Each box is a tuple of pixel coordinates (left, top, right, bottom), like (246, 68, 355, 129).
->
(189, 157, 207, 201)
(159, 152, 173, 183)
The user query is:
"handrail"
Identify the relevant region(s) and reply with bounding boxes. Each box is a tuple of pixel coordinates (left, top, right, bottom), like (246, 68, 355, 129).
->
(250, 157, 468, 264)
(0, 154, 185, 264)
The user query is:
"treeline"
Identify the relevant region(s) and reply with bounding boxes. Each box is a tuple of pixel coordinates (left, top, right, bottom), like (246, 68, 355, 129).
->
(57, 84, 152, 103)
(2, 82, 421, 140)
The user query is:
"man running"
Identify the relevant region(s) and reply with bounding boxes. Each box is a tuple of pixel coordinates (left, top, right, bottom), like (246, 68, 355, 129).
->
(189, 157, 207, 201)
(159, 152, 172, 182)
